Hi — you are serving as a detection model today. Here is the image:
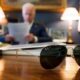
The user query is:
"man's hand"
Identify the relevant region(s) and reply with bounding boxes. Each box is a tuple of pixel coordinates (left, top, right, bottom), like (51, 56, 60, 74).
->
(24, 33, 35, 42)
(5, 34, 14, 42)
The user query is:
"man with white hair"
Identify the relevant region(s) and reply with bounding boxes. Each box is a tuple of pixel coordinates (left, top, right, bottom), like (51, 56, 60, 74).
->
(5, 3, 52, 44)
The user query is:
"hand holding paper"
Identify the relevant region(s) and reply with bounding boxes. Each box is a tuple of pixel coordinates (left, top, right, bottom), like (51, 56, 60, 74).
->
(5, 34, 14, 42)
(24, 33, 35, 42)
(7, 23, 30, 44)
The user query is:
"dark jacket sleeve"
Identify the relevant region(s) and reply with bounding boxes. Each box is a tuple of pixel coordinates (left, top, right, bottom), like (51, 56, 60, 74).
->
(37, 25, 53, 42)
(30, 22, 53, 43)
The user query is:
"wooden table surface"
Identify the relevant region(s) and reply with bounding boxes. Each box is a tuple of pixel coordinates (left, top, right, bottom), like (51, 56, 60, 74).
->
(0, 55, 80, 80)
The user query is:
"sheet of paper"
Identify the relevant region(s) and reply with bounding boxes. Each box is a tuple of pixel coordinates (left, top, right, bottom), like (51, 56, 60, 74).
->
(7, 23, 30, 44)
(0, 42, 66, 50)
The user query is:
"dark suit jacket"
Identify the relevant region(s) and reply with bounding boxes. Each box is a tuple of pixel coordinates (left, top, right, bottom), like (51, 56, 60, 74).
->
(30, 22, 52, 43)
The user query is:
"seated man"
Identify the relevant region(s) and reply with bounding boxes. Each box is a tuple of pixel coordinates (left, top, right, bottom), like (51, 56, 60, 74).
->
(5, 3, 52, 44)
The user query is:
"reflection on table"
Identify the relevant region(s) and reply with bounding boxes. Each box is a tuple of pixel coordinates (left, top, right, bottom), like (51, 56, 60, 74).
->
(0, 55, 79, 80)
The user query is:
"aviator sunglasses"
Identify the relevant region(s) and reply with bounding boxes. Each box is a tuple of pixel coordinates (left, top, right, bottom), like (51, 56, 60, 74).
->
(40, 45, 80, 69)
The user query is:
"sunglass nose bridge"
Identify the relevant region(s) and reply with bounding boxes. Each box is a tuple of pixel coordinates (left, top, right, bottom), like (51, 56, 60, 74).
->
(66, 46, 73, 57)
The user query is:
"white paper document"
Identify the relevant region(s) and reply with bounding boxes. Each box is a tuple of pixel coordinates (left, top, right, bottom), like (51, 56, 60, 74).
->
(0, 42, 66, 51)
(7, 23, 30, 44)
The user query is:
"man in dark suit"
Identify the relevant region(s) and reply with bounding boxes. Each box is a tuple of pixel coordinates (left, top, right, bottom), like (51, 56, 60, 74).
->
(29, 22, 52, 43)
(5, 3, 52, 44)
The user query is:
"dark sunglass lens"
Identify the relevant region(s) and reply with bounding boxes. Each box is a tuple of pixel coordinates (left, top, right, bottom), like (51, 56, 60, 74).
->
(40, 45, 67, 69)
(73, 45, 80, 66)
